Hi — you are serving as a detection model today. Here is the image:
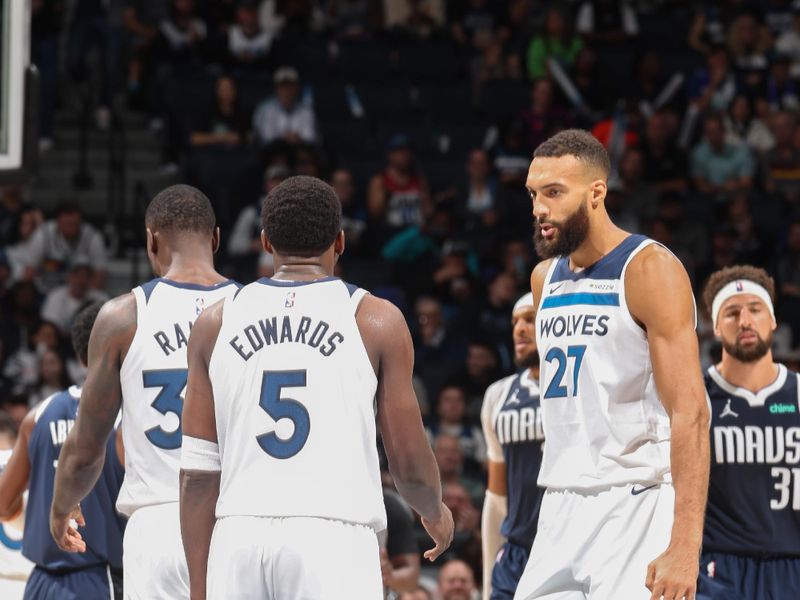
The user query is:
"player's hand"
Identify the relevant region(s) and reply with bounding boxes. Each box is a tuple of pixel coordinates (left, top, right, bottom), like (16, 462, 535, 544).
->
(50, 504, 87, 553)
(645, 544, 699, 600)
(421, 502, 454, 562)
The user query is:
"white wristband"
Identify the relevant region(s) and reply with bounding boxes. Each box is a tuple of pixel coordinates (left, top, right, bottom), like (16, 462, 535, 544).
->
(181, 435, 221, 472)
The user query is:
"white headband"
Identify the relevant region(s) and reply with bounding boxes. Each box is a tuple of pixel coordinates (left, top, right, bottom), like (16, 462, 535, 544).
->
(711, 280, 775, 327)
(513, 292, 534, 313)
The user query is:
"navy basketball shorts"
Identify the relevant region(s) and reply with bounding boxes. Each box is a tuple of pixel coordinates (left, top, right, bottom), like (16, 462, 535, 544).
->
(491, 541, 530, 600)
(23, 564, 121, 600)
(697, 552, 800, 600)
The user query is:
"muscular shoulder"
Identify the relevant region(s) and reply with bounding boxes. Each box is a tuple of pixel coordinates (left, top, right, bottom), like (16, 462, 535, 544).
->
(530, 259, 555, 307)
(625, 244, 694, 329)
(190, 299, 226, 362)
(355, 294, 412, 372)
(92, 293, 137, 357)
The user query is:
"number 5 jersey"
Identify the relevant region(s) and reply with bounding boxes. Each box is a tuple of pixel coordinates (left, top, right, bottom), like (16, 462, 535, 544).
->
(117, 278, 240, 516)
(535, 235, 676, 490)
(208, 277, 386, 531)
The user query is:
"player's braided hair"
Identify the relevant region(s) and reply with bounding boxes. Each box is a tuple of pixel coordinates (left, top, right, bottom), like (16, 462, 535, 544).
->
(261, 176, 341, 257)
(533, 129, 611, 178)
(71, 301, 105, 366)
(145, 184, 216, 235)
(701, 265, 776, 317)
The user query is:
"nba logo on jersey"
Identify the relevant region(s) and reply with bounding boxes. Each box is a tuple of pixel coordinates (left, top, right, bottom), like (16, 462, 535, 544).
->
(195, 297, 206, 316)
(285, 292, 296, 308)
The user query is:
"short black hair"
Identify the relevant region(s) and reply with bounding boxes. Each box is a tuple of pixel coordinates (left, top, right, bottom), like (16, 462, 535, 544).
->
(71, 301, 105, 365)
(533, 129, 611, 178)
(56, 202, 82, 217)
(145, 185, 216, 235)
(261, 176, 341, 256)
(702, 265, 775, 317)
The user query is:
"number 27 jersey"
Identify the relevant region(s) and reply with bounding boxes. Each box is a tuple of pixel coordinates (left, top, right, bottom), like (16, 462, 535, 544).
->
(117, 277, 240, 517)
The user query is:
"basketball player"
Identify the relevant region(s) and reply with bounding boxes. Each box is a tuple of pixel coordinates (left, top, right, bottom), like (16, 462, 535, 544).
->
(481, 292, 544, 600)
(179, 175, 453, 599)
(515, 129, 710, 600)
(0, 302, 124, 598)
(50, 185, 240, 599)
(0, 413, 32, 600)
(697, 265, 800, 599)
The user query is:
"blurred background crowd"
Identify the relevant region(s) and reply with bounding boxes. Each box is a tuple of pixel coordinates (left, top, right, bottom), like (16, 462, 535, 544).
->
(3, 0, 800, 596)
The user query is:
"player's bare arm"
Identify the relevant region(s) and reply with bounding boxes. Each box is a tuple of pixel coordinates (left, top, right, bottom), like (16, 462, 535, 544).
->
(50, 293, 136, 552)
(180, 299, 224, 600)
(626, 245, 710, 600)
(0, 409, 34, 520)
(529, 258, 553, 319)
(358, 294, 454, 560)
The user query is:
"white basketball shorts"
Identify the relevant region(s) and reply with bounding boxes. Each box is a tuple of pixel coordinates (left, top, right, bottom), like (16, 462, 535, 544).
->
(0, 577, 26, 600)
(514, 482, 674, 600)
(123, 502, 189, 600)
(207, 515, 382, 600)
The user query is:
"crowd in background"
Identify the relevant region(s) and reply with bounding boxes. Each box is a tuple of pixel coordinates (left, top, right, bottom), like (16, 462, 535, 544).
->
(4, 0, 800, 596)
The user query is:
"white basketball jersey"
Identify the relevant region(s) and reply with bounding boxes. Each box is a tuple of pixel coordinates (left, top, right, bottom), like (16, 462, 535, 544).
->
(536, 235, 675, 490)
(117, 277, 240, 516)
(209, 276, 386, 532)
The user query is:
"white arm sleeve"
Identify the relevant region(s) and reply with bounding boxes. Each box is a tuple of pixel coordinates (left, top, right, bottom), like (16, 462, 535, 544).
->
(481, 489, 507, 600)
(181, 436, 221, 472)
(480, 380, 506, 464)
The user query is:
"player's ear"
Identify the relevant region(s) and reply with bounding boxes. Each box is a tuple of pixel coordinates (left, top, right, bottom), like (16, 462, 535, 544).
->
(591, 179, 606, 209)
(211, 227, 220, 254)
(146, 228, 157, 255)
(261, 230, 273, 255)
(334, 229, 345, 261)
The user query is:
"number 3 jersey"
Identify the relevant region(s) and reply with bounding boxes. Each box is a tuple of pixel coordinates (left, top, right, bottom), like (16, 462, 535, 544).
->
(208, 277, 386, 532)
(117, 277, 240, 516)
(704, 364, 800, 556)
(536, 234, 672, 490)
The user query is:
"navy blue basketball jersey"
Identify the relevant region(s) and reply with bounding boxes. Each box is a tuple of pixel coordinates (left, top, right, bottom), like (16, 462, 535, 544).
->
(704, 365, 800, 556)
(484, 370, 545, 547)
(23, 386, 126, 570)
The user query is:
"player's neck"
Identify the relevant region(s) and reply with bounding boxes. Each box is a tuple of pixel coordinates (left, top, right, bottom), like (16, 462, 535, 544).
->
(272, 261, 333, 281)
(717, 354, 779, 393)
(160, 252, 224, 285)
(568, 219, 628, 270)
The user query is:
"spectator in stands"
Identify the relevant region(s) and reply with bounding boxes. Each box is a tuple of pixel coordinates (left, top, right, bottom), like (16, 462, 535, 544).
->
(4, 320, 60, 399)
(571, 46, 607, 117)
(776, 9, 800, 77)
(4, 206, 44, 282)
(253, 67, 318, 146)
(435, 434, 484, 506)
(381, 489, 421, 595)
(412, 296, 466, 399)
(0, 186, 25, 246)
(451, 0, 503, 52)
(640, 110, 688, 192)
(331, 169, 367, 253)
(68, 0, 121, 130)
(437, 558, 477, 600)
(590, 98, 641, 152)
(222, 0, 274, 71)
(29, 348, 69, 406)
(727, 12, 771, 73)
(32, 0, 64, 150)
(383, 0, 446, 38)
(526, 6, 583, 80)
(157, 0, 207, 63)
(441, 483, 481, 572)
(122, 0, 170, 113)
(613, 147, 656, 227)
(697, 225, 739, 286)
(766, 54, 799, 111)
(726, 194, 767, 266)
(628, 50, 685, 117)
(189, 75, 248, 149)
(399, 589, 432, 600)
(519, 78, 571, 151)
(436, 149, 497, 222)
(474, 272, 516, 367)
(779, 220, 800, 343)
(426, 385, 486, 472)
(688, 3, 741, 55)
(764, 111, 800, 204)
(456, 339, 502, 419)
(40, 260, 108, 337)
(493, 121, 530, 187)
(724, 94, 774, 154)
(575, 0, 639, 45)
(691, 114, 755, 200)
(23, 203, 108, 291)
(656, 193, 709, 283)
(688, 45, 737, 113)
(368, 134, 432, 231)
(326, 0, 378, 40)
(228, 163, 289, 280)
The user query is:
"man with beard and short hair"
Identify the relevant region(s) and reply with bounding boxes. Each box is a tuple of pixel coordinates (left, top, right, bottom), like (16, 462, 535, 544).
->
(697, 265, 800, 599)
(480, 293, 543, 600)
(517, 129, 710, 600)
(438, 559, 477, 600)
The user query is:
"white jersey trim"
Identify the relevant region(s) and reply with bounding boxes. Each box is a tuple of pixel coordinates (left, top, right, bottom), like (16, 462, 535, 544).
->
(707, 363, 788, 407)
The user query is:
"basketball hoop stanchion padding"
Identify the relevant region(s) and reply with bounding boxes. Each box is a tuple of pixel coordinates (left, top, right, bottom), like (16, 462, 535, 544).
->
(0, 65, 39, 185)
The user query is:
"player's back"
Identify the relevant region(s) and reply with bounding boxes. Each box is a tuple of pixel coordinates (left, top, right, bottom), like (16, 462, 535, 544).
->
(210, 277, 385, 531)
(117, 277, 240, 516)
(24, 387, 125, 570)
(535, 234, 673, 489)
(704, 364, 800, 555)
